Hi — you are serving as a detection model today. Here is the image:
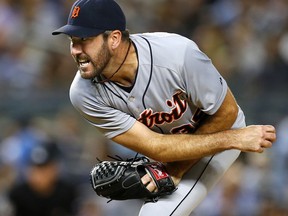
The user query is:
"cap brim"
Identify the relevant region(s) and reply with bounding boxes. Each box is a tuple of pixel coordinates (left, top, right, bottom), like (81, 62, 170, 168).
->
(52, 25, 105, 37)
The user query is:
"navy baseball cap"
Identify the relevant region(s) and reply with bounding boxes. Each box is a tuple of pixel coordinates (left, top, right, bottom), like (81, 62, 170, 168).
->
(52, 0, 126, 37)
(28, 141, 60, 166)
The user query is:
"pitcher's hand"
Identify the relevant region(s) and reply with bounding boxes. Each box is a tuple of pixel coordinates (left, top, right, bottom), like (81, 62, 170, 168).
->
(233, 125, 276, 153)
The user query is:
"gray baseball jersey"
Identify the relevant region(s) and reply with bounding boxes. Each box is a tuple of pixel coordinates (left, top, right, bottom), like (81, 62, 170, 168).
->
(70, 32, 245, 216)
(70, 32, 245, 137)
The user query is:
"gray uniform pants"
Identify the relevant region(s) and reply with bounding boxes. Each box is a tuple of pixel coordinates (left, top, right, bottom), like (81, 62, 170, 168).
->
(139, 150, 241, 216)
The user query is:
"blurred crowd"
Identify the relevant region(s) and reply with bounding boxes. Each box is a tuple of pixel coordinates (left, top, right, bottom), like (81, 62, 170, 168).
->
(0, 0, 288, 215)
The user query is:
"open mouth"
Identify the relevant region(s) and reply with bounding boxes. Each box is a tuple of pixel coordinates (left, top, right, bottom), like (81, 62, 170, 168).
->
(78, 59, 90, 68)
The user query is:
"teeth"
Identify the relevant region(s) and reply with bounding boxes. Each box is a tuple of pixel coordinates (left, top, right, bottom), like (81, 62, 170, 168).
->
(79, 60, 90, 66)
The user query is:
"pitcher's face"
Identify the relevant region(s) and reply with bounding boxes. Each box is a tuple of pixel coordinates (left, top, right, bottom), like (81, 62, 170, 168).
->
(70, 35, 111, 79)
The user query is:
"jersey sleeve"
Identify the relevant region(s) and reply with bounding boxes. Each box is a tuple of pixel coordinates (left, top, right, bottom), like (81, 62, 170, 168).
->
(182, 42, 228, 115)
(69, 73, 136, 139)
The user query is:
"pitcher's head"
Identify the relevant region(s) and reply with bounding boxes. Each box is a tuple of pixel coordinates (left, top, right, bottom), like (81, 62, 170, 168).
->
(52, 0, 126, 38)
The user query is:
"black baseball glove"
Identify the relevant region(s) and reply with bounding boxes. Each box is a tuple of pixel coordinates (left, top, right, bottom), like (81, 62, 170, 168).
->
(90, 157, 176, 201)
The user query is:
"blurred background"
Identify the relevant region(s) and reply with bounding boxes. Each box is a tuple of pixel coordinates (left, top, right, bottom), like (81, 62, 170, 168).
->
(0, 0, 287, 215)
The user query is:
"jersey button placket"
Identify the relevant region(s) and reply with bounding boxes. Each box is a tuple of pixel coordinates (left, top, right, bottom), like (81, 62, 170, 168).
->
(128, 96, 135, 102)
(127, 96, 140, 114)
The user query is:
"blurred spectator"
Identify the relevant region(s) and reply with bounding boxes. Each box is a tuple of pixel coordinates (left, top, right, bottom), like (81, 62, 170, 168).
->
(194, 153, 275, 216)
(0, 117, 48, 181)
(269, 116, 288, 209)
(7, 139, 79, 216)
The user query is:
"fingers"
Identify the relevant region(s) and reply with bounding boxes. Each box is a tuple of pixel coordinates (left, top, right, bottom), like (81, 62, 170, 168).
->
(257, 148, 264, 153)
(261, 125, 276, 149)
(258, 125, 276, 152)
(141, 174, 157, 192)
(263, 125, 277, 142)
(264, 125, 276, 133)
(262, 140, 273, 149)
(240, 125, 276, 153)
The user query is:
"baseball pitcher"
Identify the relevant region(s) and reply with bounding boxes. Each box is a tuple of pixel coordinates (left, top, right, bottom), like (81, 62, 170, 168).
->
(52, 0, 276, 215)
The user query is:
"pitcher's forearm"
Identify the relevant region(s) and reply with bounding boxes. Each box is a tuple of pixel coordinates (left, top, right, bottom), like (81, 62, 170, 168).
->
(150, 132, 232, 162)
(114, 122, 275, 162)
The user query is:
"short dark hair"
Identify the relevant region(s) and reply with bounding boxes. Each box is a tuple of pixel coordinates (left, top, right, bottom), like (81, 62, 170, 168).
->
(102, 30, 130, 42)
